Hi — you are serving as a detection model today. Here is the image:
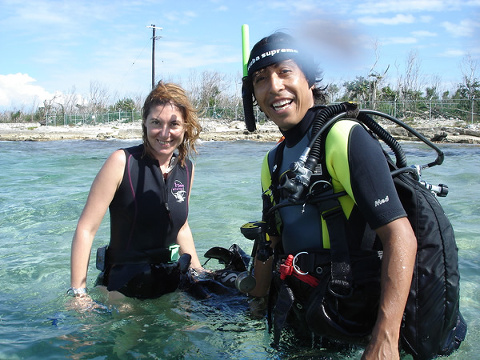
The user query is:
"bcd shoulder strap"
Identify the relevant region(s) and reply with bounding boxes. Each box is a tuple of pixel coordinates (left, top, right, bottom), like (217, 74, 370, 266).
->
(267, 126, 355, 295)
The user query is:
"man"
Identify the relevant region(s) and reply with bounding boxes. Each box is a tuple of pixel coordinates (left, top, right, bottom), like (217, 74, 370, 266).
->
(244, 32, 417, 360)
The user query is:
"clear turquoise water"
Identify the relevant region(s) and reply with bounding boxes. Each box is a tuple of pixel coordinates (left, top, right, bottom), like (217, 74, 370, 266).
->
(0, 139, 478, 359)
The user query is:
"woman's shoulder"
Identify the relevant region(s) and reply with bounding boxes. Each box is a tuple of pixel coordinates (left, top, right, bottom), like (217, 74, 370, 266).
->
(106, 148, 128, 167)
(123, 144, 144, 156)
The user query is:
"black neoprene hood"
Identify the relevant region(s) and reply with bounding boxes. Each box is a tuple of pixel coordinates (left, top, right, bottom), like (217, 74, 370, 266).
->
(247, 46, 300, 76)
(246, 32, 315, 83)
(242, 32, 316, 132)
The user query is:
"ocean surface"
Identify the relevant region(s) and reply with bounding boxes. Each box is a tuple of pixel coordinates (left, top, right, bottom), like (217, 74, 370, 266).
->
(0, 139, 478, 359)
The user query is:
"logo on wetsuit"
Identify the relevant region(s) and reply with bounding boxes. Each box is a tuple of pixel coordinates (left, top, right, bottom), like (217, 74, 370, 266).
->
(171, 180, 187, 203)
(374, 195, 389, 207)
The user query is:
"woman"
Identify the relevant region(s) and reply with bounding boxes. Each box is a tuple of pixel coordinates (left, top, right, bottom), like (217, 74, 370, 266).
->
(70, 82, 203, 302)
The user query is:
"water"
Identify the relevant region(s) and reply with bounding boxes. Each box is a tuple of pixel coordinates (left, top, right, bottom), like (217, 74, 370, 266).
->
(0, 139, 479, 359)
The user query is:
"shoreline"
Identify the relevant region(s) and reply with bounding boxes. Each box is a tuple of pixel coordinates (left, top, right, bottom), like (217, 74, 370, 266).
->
(1, 118, 480, 144)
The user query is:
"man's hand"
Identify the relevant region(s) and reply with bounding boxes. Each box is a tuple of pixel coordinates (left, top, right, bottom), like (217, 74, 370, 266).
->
(362, 331, 400, 360)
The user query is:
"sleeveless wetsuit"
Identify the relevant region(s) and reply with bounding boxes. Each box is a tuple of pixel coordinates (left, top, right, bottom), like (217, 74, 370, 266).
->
(262, 107, 406, 254)
(100, 144, 192, 296)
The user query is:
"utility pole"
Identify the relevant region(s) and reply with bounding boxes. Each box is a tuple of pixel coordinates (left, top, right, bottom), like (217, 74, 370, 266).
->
(147, 24, 162, 89)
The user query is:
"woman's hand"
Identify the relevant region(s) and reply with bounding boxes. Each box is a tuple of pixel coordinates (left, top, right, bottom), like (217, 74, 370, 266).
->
(66, 293, 108, 313)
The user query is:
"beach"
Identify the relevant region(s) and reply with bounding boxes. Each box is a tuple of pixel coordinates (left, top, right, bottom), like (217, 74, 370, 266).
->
(0, 120, 281, 142)
(1, 118, 479, 144)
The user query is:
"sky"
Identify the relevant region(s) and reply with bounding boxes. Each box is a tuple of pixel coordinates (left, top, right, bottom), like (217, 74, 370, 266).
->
(0, 0, 479, 111)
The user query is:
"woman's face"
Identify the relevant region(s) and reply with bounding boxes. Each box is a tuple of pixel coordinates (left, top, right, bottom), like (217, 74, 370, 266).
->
(144, 102, 185, 162)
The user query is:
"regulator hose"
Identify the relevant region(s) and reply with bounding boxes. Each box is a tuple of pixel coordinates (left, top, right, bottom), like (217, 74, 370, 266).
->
(309, 103, 351, 162)
(281, 103, 355, 203)
(306, 105, 409, 172)
(279, 104, 446, 205)
(356, 112, 407, 168)
(359, 109, 445, 170)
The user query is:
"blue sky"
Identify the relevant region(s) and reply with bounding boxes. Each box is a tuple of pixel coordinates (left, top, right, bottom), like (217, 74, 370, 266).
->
(0, 0, 479, 111)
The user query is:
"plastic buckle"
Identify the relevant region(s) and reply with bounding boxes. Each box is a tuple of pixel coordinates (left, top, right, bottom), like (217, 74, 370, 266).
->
(279, 254, 294, 280)
(328, 280, 354, 298)
(293, 251, 309, 276)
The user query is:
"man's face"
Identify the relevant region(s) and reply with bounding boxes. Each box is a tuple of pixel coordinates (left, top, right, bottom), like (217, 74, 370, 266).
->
(252, 59, 314, 131)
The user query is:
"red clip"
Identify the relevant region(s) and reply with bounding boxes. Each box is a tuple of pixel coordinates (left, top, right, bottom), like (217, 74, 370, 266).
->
(279, 254, 294, 280)
(279, 254, 320, 287)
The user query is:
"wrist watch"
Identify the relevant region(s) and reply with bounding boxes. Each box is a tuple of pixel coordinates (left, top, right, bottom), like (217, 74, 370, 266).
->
(67, 287, 87, 297)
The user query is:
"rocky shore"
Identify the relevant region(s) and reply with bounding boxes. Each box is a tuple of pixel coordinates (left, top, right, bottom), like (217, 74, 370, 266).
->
(0, 118, 479, 144)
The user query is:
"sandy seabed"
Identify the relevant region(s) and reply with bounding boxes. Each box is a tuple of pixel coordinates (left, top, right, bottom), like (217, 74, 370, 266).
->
(1, 118, 479, 144)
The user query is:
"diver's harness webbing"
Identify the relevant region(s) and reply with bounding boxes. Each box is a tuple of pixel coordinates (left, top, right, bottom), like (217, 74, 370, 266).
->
(264, 102, 447, 345)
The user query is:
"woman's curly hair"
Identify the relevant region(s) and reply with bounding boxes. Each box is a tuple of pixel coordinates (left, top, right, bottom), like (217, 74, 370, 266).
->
(142, 81, 201, 165)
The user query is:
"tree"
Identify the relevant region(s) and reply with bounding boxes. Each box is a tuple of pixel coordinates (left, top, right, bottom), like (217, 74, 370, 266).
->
(427, 75, 442, 100)
(343, 76, 371, 102)
(112, 98, 137, 112)
(187, 70, 229, 118)
(11, 110, 21, 122)
(379, 86, 398, 101)
(401, 50, 423, 101)
(326, 83, 341, 103)
(425, 87, 438, 100)
(62, 86, 80, 113)
(459, 54, 480, 101)
(368, 41, 390, 108)
(88, 81, 110, 114)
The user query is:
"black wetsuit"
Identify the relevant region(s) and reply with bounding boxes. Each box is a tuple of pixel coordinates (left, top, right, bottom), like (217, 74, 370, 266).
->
(261, 107, 409, 344)
(99, 144, 193, 298)
(262, 107, 406, 253)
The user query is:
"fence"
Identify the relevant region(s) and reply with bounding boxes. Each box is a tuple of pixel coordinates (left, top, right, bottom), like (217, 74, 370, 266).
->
(44, 110, 143, 127)
(33, 98, 480, 127)
(358, 99, 479, 124)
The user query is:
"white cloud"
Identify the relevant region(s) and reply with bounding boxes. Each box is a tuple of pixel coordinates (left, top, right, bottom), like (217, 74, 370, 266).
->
(442, 19, 480, 37)
(0, 73, 56, 110)
(411, 30, 437, 37)
(440, 49, 468, 57)
(161, 10, 198, 24)
(354, 0, 459, 15)
(419, 15, 433, 23)
(358, 14, 415, 25)
(268, 0, 319, 13)
(381, 37, 418, 45)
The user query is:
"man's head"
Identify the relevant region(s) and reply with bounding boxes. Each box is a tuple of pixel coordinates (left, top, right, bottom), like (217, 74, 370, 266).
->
(243, 32, 325, 131)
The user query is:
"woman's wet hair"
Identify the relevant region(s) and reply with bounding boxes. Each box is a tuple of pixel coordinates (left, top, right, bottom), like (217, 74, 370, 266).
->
(142, 81, 201, 164)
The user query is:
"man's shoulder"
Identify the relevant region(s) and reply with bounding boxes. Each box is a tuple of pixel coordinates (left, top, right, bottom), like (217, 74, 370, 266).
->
(328, 119, 362, 136)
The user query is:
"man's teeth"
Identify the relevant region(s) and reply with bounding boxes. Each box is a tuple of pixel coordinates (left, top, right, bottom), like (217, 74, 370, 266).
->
(273, 100, 292, 110)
